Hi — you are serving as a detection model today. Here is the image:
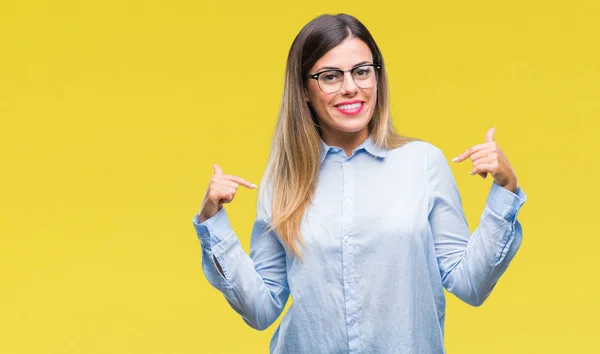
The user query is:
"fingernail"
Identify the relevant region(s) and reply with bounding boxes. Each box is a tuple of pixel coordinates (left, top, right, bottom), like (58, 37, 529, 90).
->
(469, 171, 474, 175)
(250, 183, 257, 189)
(451, 157, 458, 162)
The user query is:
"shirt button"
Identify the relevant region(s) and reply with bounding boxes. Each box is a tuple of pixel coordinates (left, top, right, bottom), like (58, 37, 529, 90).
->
(344, 198, 351, 204)
(344, 236, 349, 242)
(346, 277, 354, 283)
(343, 162, 350, 167)
(349, 319, 356, 326)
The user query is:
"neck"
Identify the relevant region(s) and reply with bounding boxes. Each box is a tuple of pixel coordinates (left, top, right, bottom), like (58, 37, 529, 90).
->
(321, 128, 370, 158)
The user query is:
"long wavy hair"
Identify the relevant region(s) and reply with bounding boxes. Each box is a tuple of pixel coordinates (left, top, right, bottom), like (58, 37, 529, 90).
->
(262, 14, 420, 261)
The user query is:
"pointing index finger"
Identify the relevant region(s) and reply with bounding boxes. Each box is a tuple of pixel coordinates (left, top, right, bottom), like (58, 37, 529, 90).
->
(451, 143, 488, 163)
(222, 174, 258, 189)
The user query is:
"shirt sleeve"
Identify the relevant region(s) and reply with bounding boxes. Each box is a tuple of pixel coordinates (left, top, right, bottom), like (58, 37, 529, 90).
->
(426, 145, 527, 307)
(192, 186, 290, 330)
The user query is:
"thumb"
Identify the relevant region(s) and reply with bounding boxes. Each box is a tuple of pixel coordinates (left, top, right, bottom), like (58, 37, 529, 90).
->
(485, 127, 496, 143)
(213, 164, 223, 175)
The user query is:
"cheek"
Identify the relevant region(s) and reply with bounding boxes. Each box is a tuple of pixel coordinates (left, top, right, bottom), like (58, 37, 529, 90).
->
(367, 87, 378, 101)
(307, 86, 326, 105)
(309, 93, 333, 111)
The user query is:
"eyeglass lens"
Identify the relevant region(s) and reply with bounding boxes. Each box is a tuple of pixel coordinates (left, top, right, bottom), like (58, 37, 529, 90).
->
(317, 65, 377, 93)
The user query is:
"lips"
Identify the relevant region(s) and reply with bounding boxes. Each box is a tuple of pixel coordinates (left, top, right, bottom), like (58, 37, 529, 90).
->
(335, 101, 364, 115)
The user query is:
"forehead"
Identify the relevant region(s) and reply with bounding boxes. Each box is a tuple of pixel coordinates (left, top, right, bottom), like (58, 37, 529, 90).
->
(311, 37, 373, 71)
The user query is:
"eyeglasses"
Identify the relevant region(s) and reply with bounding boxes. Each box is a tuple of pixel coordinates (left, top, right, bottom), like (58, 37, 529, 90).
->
(307, 64, 381, 94)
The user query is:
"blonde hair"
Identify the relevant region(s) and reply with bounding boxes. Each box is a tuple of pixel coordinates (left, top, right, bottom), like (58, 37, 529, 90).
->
(262, 14, 420, 261)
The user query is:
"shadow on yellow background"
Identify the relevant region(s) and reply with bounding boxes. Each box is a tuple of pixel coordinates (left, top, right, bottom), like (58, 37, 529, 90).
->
(1, 1, 598, 353)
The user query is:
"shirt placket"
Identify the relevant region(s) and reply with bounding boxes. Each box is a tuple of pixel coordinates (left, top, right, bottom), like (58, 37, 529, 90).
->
(341, 157, 359, 353)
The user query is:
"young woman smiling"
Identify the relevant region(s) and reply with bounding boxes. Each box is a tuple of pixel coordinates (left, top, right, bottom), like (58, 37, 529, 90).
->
(193, 13, 526, 354)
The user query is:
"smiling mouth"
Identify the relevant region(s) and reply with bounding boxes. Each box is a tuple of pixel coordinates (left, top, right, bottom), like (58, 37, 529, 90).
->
(335, 102, 364, 115)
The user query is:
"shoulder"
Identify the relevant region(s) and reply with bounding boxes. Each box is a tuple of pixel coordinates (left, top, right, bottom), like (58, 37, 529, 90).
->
(386, 139, 446, 165)
(384, 140, 455, 184)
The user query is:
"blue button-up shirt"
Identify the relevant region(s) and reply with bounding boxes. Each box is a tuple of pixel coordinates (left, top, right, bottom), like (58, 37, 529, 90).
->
(193, 136, 527, 353)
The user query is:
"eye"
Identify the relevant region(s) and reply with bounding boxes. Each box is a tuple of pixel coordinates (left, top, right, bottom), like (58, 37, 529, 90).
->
(354, 67, 372, 78)
(320, 71, 342, 83)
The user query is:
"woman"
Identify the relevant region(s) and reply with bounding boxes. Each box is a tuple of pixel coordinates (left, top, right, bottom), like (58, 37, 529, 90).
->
(193, 13, 526, 354)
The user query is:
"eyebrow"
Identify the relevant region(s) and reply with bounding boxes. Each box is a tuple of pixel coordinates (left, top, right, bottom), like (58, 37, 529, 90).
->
(314, 61, 372, 73)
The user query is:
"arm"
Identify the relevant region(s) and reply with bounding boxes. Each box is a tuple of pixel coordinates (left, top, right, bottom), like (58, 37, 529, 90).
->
(427, 146, 527, 306)
(192, 190, 290, 330)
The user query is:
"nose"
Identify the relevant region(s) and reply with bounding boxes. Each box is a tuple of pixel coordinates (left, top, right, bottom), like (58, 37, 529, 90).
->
(339, 71, 358, 96)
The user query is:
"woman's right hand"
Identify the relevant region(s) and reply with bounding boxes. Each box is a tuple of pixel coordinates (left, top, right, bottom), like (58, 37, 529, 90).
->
(198, 164, 257, 223)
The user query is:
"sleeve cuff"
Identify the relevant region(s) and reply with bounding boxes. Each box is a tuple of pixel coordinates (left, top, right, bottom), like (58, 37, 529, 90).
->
(192, 207, 235, 250)
(485, 182, 527, 222)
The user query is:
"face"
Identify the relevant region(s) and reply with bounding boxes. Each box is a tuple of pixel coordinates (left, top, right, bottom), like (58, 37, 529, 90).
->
(305, 37, 377, 144)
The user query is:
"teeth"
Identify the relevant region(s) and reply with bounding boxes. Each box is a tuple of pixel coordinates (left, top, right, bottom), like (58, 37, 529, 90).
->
(337, 103, 362, 110)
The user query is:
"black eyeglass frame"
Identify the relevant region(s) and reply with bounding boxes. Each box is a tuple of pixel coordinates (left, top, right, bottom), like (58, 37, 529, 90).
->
(306, 63, 382, 93)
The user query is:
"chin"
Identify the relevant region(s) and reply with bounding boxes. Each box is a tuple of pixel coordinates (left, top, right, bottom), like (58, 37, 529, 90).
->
(331, 114, 372, 130)
(333, 121, 370, 133)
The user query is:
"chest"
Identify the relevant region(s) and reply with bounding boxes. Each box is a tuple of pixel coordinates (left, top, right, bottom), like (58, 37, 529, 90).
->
(298, 156, 431, 260)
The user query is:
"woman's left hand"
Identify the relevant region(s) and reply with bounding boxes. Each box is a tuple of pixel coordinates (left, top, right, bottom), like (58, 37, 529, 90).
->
(451, 127, 519, 194)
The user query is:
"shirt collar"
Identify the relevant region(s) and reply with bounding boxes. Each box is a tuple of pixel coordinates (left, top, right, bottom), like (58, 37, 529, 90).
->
(319, 135, 387, 164)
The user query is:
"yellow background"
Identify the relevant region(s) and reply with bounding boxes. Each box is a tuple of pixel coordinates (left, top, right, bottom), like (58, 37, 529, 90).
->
(1, 0, 598, 353)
